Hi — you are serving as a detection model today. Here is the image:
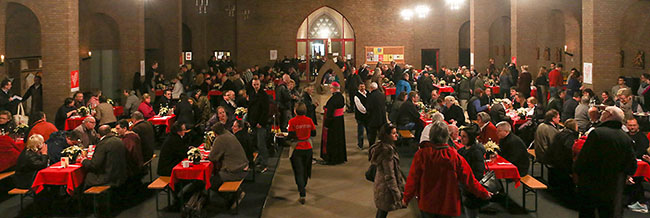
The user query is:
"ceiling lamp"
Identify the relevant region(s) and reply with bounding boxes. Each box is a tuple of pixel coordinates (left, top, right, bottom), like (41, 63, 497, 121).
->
(446, 0, 464, 10)
(400, 9, 414, 20)
(415, 5, 430, 18)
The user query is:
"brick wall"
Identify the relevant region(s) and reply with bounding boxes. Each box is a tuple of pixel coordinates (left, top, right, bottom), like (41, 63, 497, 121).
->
(146, 0, 181, 78)
(471, 0, 510, 73)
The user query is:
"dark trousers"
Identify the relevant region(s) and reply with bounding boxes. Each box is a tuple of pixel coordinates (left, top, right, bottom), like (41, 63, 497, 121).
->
(578, 194, 621, 218)
(420, 211, 451, 218)
(376, 209, 388, 218)
(356, 120, 366, 149)
(290, 149, 313, 197)
(367, 125, 380, 147)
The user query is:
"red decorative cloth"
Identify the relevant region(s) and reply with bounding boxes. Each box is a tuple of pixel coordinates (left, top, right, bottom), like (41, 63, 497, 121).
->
(265, 90, 276, 100)
(384, 87, 396, 96)
(636, 160, 650, 182)
(478, 122, 498, 145)
(485, 155, 521, 188)
(484, 85, 500, 94)
(112, 106, 123, 117)
(32, 162, 85, 195)
(207, 90, 222, 100)
(148, 115, 176, 133)
(65, 116, 87, 131)
(433, 85, 455, 93)
(155, 90, 164, 96)
(0, 136, 21, 172)
(169, 160, 213, 191)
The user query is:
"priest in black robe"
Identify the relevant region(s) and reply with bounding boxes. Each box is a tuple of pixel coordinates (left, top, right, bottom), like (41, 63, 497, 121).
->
(321, 82, 346, 165)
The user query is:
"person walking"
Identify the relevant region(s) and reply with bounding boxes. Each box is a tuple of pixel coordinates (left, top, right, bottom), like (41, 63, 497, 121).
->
(286, 103, 316, 204)
(370, 123, 405, 218)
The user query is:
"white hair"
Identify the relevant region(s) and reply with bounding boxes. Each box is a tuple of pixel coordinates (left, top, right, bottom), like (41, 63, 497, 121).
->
(429, 121, 450, 144)
(602, 106, 624, 123)
(370, 82, 379, 90)
(431, 112, 445, 122)
(495, 121, 512, 132)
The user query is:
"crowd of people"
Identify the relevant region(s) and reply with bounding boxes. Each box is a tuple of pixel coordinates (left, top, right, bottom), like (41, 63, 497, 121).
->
(1, 53, 650, 217)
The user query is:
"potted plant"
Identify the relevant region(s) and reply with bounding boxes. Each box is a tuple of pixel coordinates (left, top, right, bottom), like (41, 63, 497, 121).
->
(61, 145, 83, 164)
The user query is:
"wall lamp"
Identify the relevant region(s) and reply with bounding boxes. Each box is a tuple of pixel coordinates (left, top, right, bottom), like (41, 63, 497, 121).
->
(564, 45, 574, 56)
(82, 51, 92, 61)
(0, 55, 4, 66)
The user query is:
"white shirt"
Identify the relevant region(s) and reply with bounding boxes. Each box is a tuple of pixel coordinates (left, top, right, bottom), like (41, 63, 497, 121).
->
(353, 90, 367, 114)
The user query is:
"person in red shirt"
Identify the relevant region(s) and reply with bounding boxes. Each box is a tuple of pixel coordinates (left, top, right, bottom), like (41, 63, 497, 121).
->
(28, 111, 58, 141)
(286, 102, 316, 204)
(477, 112, 498, 144)
(137, 93, 155, 120)
(548, 64, 564, 98)
(403, 121, 491, 217)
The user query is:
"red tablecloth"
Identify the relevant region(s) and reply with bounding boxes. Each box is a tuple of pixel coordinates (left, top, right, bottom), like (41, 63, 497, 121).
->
(147, 115, 176, 133)
(265, 90, 276, 100)
(420, 115, 432, 126)
(113, 106, 123, 117)
(636, 160, 650, 181)
(486, 156, 521, 188)
(484, 85, 500, 94)
(155, 90, 164, 96)
(32, 162, 85, 195)
(433, 85, 454, 93)
(169, 160, 213, 191)
(384, 87, 396, 96)
(207, 90, 222, 100)
(65, 116, 91, 131)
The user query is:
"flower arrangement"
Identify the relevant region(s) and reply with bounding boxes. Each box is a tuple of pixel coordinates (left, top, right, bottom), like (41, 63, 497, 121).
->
(516, 108, 528, 117)
(61, 145, 83, 164)
(484, 140, 500, 159)
(204, 131, 216, 151)
(158, 106, 170, 116)
(427, 108, 439, 117)
(235, 107, 247, 120)
(213, 83, 222, 90)
(77, 106, 90, 117)
(187, 146, 202, 164)
(156, 83, 167, 90)
(265, 82, 274, 90)
(381, 77, 395, 87)
(415, 102, 426, 111)
(107, 99, 115, 106)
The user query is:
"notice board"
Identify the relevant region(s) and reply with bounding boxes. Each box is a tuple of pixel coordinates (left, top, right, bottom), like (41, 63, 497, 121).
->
(365, 46, 405, 65)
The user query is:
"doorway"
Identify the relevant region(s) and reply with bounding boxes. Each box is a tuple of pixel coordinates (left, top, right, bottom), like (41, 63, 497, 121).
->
(421, 49, 439, 70)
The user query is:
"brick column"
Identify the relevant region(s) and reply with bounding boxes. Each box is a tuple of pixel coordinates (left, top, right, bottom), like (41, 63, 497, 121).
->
(510, 0, 537, 71)
(40, 0, 79, 119)
(471, 0, 508, 72)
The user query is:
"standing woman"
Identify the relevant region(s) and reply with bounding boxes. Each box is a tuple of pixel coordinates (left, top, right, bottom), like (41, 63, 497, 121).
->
(565, 68, 582, 101)
(286, 102, 317, 204)
(370, 123, 405, 218)
(535, 66, 549, 106)
(458, 124, 487, 218)
(498, 68, 514, 98)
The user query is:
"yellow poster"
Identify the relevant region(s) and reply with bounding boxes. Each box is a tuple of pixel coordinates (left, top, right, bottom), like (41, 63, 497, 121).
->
(374, 47, 383, 55)
(386, 55, 394, 62)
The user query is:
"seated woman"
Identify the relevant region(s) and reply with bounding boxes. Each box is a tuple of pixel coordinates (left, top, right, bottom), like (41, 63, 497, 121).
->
(13, 134, 48, 189)
(205, 106, 233, 132)
(138, 93, 155, 120)
(442, 96, 466, 126)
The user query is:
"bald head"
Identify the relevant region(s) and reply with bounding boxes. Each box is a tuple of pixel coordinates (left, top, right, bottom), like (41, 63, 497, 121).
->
(588, 107, 600, 122)
(97, 125, 112, 137)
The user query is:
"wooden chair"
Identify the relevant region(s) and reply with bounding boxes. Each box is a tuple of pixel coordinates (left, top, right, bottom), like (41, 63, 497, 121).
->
(84, 186, 111, 217)
(398, 130, 414, 139)
(147, 176, 171, 211)
(520, 175, 548, 212)
(142, 154, 157, 183)
(219, 180, 244, 214)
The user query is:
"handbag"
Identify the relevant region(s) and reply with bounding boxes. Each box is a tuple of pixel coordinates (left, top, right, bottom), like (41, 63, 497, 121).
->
(479, 170, 503, 194)
(365, 164, 376, 182)
(13, 103, 28, 126)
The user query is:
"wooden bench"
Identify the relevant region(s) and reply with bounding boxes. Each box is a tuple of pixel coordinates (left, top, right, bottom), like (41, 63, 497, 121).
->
(219, 180, 244, 214)
(143, 154, 157, 183)
(85, 186, 111, 217)
(8, 188, 31, 210)
(148, 176, 171, 211)
(520, 175, 548, 212)
(0, 171, 15, 181)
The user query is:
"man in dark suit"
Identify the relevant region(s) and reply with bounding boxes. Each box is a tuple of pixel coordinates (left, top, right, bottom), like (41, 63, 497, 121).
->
(81, 125, 128, 187)
(248, 78, 269, 171)
(417, 71, 435, 105)
(490, 99, 511, 125)
(22, 75, 43, 114)
(174, 95, 195, 128)
(232, 120, 254, 165)
(396, 92, 423, 139)
(390, 61, 402, 76)
(366, 82, 387, 146)
(0, 79, 19, 114)
(157, 122, 188, 177)
(131, 111, 155, 163)
(495, 121, 530, 176)
(574, 107, 637, 218)
(219, 90, 237, 117)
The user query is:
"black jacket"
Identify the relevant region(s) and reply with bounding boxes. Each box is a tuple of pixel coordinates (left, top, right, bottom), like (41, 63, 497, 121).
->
(157, 133, 188, 177)
(628, 132, 649, 159)
(219, 99, 237, 117)
(490, 103, 509, 125)
(248, 88, 269, 127)
(132, 120, 155, 161)
(574, 121, 637, 202)
(13, 149, 48, 189)
(22, 84, 43, 113)
(443, 104, 466, 126)
(82, 135, 128, 187)
(561, 98, 578, 122)
(275, 84, 291, 111)
(302, 93, 317, 125)
(234, 130, 254, 163)
(353, 90, 368, 122)
(547, 96, 563, 113)
(499, 133, 530, 176)
(175, 100, 195, 127)
(547, 128, 579, 172)
(396, 101, 419, 127)
(55, 105, 76, 130)
(366, 89, 387, 128)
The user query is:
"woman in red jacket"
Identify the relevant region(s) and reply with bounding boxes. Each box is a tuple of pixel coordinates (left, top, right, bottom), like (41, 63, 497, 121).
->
(403, 121, 492, 217)
(137, 93, 155, 120)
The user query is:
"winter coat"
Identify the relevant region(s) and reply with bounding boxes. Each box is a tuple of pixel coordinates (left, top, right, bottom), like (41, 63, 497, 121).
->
(534, 122, 560, 164)
(370, 141, 405, 212)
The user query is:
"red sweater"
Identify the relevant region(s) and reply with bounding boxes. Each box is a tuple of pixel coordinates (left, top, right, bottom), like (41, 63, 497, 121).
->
(404, 142, 490, 216)
(28, 120, 58, 141)
(138, 102, 155, 120)
(478, 122, 499, 144)
(548, 69, 563, 88)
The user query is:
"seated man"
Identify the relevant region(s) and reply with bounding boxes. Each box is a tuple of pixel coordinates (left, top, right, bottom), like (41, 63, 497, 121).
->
(209, 122, 249, 207)
(616, 88, 644, 118)
(232, 120, 254, 165)
(28, 111, 58, 141)
(496, 121, 530, 176)
(81, 125, 128, 187)
(114, 119, 143, 178)
(490, 99, 511, 125)
(0, 110, 16, 134)
(157, 122, 188, 177)
(396, 92, 424, 138)
(73, 116, 98, 148)
(476, 112, 498, 144)
(534, 110, 561, 165)
(130, 111, 155, 162)
(46, 130, 81, 164)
